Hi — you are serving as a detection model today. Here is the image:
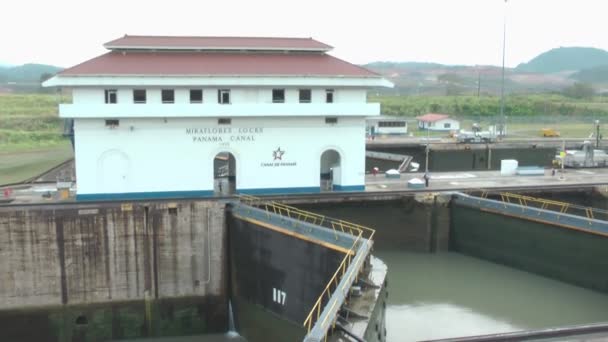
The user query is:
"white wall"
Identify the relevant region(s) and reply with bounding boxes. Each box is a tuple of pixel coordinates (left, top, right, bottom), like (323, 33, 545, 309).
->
(417, 119, 460, 131)
(367, 120, 408, 135)
(74, 116, 366, 197)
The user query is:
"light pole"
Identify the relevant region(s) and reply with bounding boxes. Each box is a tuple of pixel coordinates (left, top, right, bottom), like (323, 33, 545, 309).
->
(499, 0, 508, 137)
(425, 127, 430, 186)
(596, 120, 600, 148)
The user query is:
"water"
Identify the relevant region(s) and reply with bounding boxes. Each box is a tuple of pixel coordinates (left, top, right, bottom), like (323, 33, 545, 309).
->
(119, 334, 245, 342)
(376, 250, 608, 342)
(226, 300, 239, 338)
(118, 301, 243, 342)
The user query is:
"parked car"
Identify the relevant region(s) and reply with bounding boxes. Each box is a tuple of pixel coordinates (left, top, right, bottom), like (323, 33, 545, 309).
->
(541, 128, 560, 137)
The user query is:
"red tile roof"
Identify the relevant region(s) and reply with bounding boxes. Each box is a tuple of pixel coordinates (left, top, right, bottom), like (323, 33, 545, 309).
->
(416, 113, 450, 122)
(104, 35, 333, 52)
(58, 51, 379, 77)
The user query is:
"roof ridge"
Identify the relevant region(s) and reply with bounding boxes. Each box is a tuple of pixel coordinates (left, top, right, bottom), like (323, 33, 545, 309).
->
(327, 54, 382, 77)
(121, 34, 318, 40)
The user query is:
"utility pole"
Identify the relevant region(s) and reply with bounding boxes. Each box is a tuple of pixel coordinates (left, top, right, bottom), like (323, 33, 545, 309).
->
(499, 0, 508, 137)
(477, 69, 481, 97)
(596, 120, 601, 148)
(425, 126, 430, 177)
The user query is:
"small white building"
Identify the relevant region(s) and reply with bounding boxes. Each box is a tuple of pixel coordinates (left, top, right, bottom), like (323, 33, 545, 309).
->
(416, 113, 460, 131)
(366, 116, 408, 136)
(43, 35, 392, 200)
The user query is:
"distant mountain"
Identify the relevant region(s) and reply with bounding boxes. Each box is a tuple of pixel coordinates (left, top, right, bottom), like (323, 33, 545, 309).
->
(365, 61, 447, 70)
(0, 63, 63, 83)
(570, 65, 608, 83)
(364, 59, 572, 96)
(516, 47, 608, 73)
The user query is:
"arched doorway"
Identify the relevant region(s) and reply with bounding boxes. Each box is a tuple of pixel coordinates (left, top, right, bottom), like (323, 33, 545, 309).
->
(320, 149, 341, 191)
(214, 152, 236, 195)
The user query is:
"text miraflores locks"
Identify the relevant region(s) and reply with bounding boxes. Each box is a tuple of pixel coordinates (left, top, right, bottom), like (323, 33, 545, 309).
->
(186, 127, 264, 143)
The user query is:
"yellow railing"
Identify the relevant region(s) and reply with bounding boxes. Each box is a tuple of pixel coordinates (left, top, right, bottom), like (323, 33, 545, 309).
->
(303, 235, 360, 335)
(237, 194, 375, 337)
(500, 192, 571, 213)
(474, 191, 607, 222)
(238, 194, 375, 241)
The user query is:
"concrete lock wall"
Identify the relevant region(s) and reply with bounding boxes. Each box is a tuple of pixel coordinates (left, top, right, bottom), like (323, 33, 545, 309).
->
(367, 146, 556, 172)
(450, 203, 608, 293)
(0, 200, 228, 340)
(296, 195, 450, 252)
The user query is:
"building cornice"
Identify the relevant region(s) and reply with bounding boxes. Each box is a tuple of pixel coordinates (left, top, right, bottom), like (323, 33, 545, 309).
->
(43, 75, 394, 88)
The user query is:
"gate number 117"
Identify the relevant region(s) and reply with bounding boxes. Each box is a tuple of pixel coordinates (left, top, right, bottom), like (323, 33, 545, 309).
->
(273, 288, 286, 305)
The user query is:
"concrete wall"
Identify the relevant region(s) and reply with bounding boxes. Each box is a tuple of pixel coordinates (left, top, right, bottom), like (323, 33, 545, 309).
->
(297, 195, 450, 252)
(74, 116, 366, 199)
(0, 201, 227, 340)
(451, 203, 608, 293)
(367, 145, 556, 171)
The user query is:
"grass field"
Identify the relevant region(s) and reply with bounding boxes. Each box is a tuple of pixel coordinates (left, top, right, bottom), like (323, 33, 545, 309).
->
(372, 93, 608, 139)
(0, 142, 73, 185)
(0, 93, 72, 185)
(372, 94, 608, 118)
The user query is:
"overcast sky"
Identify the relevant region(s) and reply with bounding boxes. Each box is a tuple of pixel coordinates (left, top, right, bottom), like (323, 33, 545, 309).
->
(2, 0, 606, 68)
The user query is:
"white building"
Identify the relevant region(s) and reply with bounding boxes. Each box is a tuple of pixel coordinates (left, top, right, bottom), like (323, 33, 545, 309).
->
(366, 116, 408, 136)
(416, 113, 460, 131)
(43, 35, 392, 200)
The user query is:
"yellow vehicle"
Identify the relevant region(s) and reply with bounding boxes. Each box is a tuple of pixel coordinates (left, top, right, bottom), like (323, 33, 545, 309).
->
(541, 128, 560, 137)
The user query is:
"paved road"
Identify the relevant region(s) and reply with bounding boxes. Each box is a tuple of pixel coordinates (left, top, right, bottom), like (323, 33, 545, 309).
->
(5, 168, 608, 205)
(365, 168, 608, 192)
(366, 136, 598, 149)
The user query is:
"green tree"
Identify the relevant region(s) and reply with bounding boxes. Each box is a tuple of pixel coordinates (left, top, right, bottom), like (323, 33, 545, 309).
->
(563, 82, 595, 99)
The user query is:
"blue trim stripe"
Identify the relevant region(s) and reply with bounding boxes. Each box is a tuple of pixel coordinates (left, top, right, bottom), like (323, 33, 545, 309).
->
(238, 187, 321, 195)
(76, 184, 366, 201)
(77, 190, 214, 201)
(332, 185, 365, 191)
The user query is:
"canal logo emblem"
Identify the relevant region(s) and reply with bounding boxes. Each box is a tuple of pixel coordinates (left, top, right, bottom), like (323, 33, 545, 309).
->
(273, 147, 285, 161)
(261, 147, 296, 167)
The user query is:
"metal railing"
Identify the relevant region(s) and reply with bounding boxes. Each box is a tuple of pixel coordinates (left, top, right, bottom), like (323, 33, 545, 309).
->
(237, 194, 375, 339)
(302, 233, 361, 336)
(474, 191, 608, 222)
(238, 194, 375, 241)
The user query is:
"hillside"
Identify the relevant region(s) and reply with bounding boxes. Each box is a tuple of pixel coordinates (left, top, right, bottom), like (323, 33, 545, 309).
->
(570, 65, 608, 83)
(364, 62, 571, 96)
(0, 63, 62, 83)
(516, 47, 608, 73)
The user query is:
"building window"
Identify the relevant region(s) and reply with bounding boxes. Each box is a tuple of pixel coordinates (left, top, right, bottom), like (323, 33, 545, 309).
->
(299, 89, 311, 103)
(218, 89, 231, 104)
(444, 123, 451, 128)
(272, 89, 285, 103)
(190, 89, 203, 103)
(325, 117, 338, 124)
(133, 89, 146, 104)
(325, 89, 334, 103)
(104, 89, 117, 104)
(218, 118, 231, 125)
(161, 89, 175, 103)
(105, 119, 119, 128)
(379, 121, 406, 127)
